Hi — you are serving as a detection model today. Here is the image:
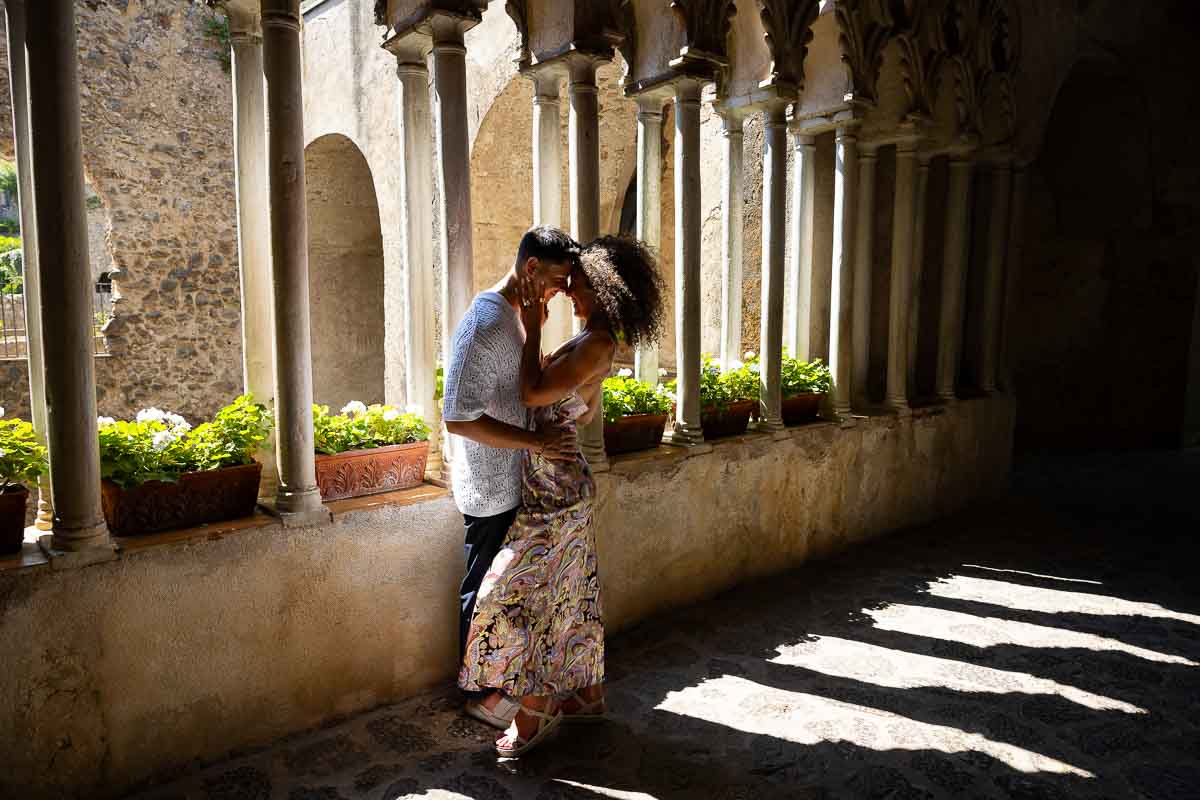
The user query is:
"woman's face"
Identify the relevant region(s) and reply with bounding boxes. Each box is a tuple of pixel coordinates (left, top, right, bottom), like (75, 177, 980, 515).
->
(566, 265, 597, 321)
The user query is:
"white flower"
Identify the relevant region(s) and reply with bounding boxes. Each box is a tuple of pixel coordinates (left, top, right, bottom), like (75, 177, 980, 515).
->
(340, 400, 367, 416)
(0, 406, 5, 417)
(404, 404, 423, 417)
(151, 430, 176, 451)
(711, 358, 723, 369)
(730, 360, 744, 370)
(744, 350, 757, 361)
(382, 409, 400, 422)
(0, 448, 6, 457)
(658, 368, 668, 377)
(96, 416, 116, 427)
(749, 362, 761, 374)
(164, 412, 190, 432)
(136, 407, 166, 424)
(617, 368, 633, 378)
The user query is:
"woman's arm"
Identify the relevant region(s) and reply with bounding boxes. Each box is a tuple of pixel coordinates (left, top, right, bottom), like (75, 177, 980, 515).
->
(519, 301, 614, 407)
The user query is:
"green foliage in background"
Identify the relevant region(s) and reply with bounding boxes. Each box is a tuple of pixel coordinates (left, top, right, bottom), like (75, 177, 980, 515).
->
(602, 373, 674, 424)
(0, 415, 48, 491)
(98, 394, 274, 489)
(313, 402, 430, 455)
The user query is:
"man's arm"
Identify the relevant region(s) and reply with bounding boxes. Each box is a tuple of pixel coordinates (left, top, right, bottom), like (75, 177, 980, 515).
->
(445, 415, 576, 459)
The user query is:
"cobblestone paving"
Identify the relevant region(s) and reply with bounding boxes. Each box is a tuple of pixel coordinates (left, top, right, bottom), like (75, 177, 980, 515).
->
(129, 451, 1200, 800)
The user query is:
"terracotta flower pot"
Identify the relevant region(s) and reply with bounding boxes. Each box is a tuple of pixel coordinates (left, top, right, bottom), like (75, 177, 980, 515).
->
(782, 392, 823, 426)
(315, 440, 429, 502)
(604, 413, 668, 455)
(0, 484, 29, 555)
(700, 399, 756, 440)
(101, 461, 263, 537)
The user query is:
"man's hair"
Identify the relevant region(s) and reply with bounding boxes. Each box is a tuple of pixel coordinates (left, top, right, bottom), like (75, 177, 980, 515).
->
(515, 225, 580, 268)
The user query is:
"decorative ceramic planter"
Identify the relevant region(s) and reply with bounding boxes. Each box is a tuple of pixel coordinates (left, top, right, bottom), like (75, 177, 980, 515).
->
(101, 462, 262, 537)
(782, 393, 823, 426)
(604, 413, 668, 455)
(314, 440, 429, 502)
(700, 399, 756, 440)
(0, 485, 29, 555)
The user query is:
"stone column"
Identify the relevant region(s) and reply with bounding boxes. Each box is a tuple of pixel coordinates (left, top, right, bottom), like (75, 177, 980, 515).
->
(26, 0, 113, 561)
(530, 65, 573, 350)
(665, 79, 706, 446)
(4, 0, 51, 531)
(634, 94, 666, 384)
(851, 144, 878, 410)
(387, 33, 440, 472)
(885, 140, 919, 412)
(718, 112, 745, 369)
(935, 154, 974, 401)
(978, 159, 1012, 393)
(788, 133, 817, 359)
(906, 154, 931, 397)
(261, 0, 324, 521)
(430, 15, 475, 364)
(829, 127, 860, 420)
(758, 104, 788, 432)
(999, 165, 1028, 391)
(229, 13, 278, 498)
(567, 53, 608, 470)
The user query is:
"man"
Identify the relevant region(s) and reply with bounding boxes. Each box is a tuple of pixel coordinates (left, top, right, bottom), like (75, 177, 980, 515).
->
(441, 225, 579, 728)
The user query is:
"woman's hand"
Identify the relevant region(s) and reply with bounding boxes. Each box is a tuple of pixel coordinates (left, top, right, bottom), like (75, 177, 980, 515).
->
(520, 295, 546, 331)
(517, 270, 547, 329)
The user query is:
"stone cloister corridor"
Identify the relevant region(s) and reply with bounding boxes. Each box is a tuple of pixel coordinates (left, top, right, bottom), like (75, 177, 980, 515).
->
(126, 450, 1200, 800)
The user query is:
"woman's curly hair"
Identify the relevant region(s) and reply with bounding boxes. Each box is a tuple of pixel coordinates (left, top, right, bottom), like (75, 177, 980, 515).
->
(577, 235, 666, 351)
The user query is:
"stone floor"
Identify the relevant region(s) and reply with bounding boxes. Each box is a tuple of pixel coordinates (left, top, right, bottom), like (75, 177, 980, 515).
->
(129, 450, 1200, 800)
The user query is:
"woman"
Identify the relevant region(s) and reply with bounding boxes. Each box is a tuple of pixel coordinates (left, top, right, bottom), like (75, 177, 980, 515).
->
(458, 235, 666, 757)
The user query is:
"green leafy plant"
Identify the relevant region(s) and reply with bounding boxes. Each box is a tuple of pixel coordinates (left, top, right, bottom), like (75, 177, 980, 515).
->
(98, 394, 273, 489)
(667, 354, 760, 413)
(0, 162, 17, 207)
(602, 371, 674, 424)
(0, 219, 19, 236)
(780, 353, 832, 398)
(0, 236, 20, 254)
(313, 402, 430, 456)
(0, 411, 47, 492)
(203, 13, 232, 72)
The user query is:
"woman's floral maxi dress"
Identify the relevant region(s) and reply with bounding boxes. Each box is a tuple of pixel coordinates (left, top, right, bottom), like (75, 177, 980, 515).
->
(458, 395, 604, 696)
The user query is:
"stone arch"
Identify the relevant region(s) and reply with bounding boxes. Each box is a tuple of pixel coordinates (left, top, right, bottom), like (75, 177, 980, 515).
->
(1012, 55, 1193, 449)
(304, 133, 386, 410)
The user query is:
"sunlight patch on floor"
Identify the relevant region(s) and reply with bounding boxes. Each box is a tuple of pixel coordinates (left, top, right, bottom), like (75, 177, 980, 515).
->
(655, 675, 1094, 778)
(553, 780, 659, 799)
(929, 574, 1200, 626)
(962, 564, 1104, 585)
(772, 636, 1144, 713)
(868, 604, 1197, 665)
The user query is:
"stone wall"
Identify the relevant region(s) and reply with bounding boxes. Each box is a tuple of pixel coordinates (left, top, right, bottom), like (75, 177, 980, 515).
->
(0, 1, 242, 424)
(0, 395, 1015, 799)
(1011, 0, 1200, 450)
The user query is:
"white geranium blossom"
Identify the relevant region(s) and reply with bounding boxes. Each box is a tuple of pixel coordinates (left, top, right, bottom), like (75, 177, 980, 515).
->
(97, 416, 116, 427)
(164, 412, 190, 432)
(711, 358, 723, 369)
(0, 448, 6, 457)
(136, 407, 166, 424)
(340, 400, 367, 416)
(617, 368, 633, 378)
(744, 350, 756, 361)
(658, 368, 668, 377)
(382, 409, 400, 422)
(749, 362, 761, 374)
(730, 360, 744, 370)
(404, 404, 423, 417)
(0, 406, 5, 417)
(151, 430, 176, 451)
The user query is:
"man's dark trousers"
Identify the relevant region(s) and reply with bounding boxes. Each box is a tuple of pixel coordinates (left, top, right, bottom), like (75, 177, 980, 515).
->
(459, 506, 519, 683)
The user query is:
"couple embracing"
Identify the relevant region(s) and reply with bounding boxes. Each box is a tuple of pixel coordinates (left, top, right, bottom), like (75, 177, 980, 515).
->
(442, 226, 665, 758)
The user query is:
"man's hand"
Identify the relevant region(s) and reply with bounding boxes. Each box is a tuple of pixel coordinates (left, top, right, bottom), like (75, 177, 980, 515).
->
(536, 421, 577, 461)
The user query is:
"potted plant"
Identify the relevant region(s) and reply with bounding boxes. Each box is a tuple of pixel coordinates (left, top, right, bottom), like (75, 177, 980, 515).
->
(602, 369, 674, 455)
(0, 408, 47, 554)
(668, 355, 760, 439)
(780, 353, 832, 425)
(313, 402, 431, 501)
(98, 394, 273, 536)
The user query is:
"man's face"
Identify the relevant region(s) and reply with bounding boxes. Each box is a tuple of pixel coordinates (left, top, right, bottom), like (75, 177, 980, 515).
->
(532, 258, 572, 302)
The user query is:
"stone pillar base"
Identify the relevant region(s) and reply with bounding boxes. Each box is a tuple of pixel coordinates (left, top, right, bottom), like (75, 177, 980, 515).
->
(38, 534, 117, 570)
(259, 494, 331, 528)
(663, 422, 707, 450)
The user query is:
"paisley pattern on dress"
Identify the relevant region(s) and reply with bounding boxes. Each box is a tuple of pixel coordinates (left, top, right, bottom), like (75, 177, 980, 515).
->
(458, 394, 604, 697)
